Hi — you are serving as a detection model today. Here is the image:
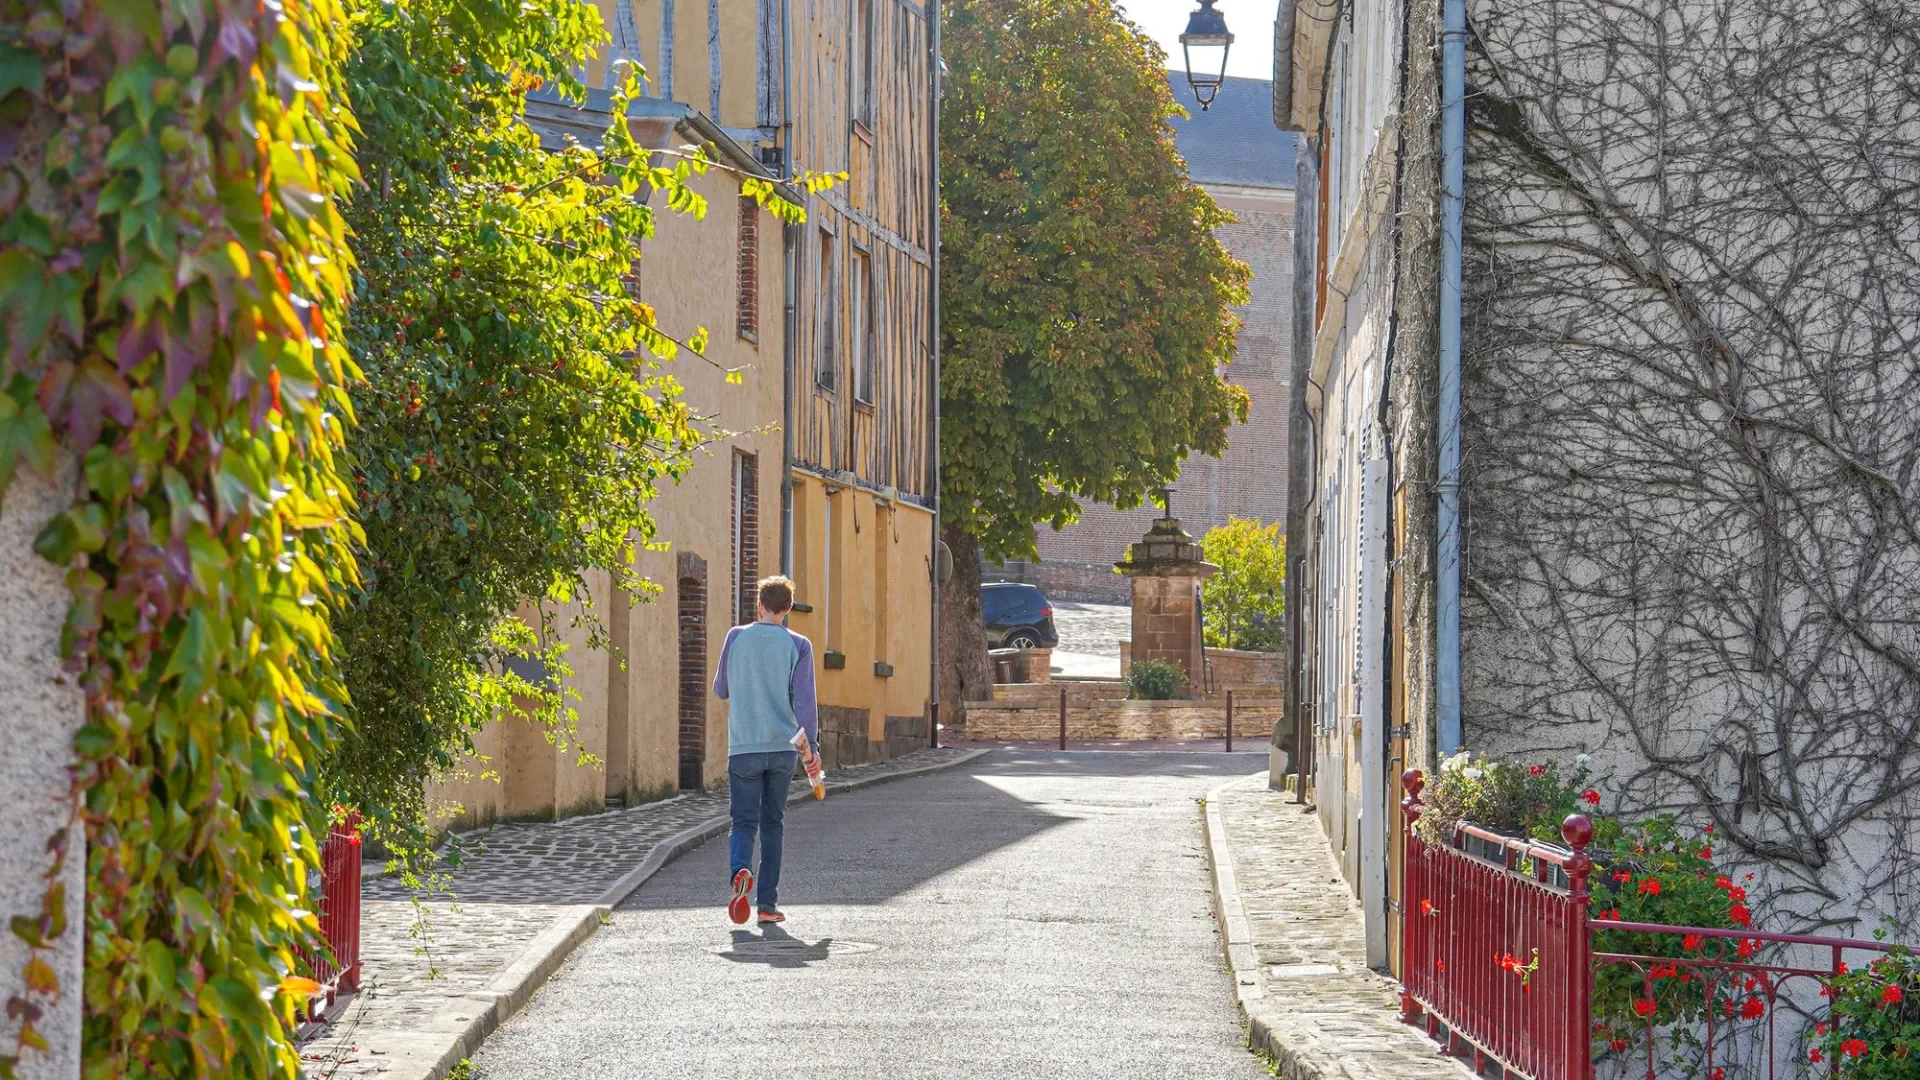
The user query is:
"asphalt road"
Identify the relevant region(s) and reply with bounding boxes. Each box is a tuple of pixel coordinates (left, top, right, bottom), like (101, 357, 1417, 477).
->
(470, 749, 1271, 1080)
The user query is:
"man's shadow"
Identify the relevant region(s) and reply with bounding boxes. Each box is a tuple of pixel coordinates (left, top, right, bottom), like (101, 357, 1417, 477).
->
(719, 924, 836, 969)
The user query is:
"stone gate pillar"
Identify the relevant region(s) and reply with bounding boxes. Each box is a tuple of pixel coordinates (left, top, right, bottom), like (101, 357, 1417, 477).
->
(1115, 495, 1217, 697)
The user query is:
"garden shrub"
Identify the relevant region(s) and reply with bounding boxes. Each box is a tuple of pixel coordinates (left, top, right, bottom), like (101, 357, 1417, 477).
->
(1813, 943, 1919, 1076)
(1200, 518, 1285, 652)
(1126, 658, 1188, 700)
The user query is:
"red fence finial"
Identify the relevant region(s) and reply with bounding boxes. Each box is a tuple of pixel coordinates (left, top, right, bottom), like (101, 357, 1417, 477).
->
(1402, 768, 1426, 823)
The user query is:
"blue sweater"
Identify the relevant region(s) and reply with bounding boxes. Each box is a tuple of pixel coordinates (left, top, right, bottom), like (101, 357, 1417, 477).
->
(712, 622, 820, 756)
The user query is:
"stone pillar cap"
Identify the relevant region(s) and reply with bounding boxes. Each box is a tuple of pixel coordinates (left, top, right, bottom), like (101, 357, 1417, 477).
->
(1115, 517, 1218, 577)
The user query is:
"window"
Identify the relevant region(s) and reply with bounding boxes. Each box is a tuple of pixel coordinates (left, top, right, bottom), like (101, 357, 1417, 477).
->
(816, 229, 838, 390)
(736, 196, 758, 341)
(853, 0, 874, 126)
(731, 452, 759, 625)
(851, 248, 874, 403)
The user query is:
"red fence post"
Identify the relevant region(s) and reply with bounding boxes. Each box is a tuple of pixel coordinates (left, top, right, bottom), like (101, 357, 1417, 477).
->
(1401, 770, 1425, 1022)
(1562, 813, 1595, 1080)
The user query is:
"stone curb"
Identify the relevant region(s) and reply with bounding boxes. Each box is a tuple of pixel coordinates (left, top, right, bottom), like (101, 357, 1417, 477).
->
(1201, 775, 1476, 1080)
(396, 746, 992, 1080)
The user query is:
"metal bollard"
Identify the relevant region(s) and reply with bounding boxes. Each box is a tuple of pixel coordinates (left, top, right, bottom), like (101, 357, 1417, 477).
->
(1058, 686, 1068, 751)
(1226, 689, 1234, 752)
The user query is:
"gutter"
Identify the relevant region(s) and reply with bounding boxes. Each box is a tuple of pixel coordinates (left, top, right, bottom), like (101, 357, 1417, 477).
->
(779, 0, 797, 576)
(1436, 0, 1465, 755)
(524, 89, 801, 203)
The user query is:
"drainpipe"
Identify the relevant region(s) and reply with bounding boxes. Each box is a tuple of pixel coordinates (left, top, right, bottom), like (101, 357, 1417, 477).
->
(927, 0, 943, 744)
(778, 0, 797, 577)
(1435, 0, 1466, 756)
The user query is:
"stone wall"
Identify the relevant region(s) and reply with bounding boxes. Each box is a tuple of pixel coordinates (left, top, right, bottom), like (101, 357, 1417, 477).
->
(987, 557, 1130, 604)
(966, 697, 1283, 742)
(0, 468, 85, 1078)
(815, 704, 928, 770)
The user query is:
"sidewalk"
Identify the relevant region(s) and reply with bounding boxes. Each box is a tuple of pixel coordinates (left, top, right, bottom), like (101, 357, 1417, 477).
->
(298, 746, 985, 1080)
(1203, 774, 1475, 1080)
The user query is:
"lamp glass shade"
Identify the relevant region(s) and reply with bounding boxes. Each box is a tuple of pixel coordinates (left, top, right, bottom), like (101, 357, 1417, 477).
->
(1179, 1, 1233, 110)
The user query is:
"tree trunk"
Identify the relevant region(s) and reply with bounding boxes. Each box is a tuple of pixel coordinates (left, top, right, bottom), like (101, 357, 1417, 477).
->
(938, 522, 995, 734)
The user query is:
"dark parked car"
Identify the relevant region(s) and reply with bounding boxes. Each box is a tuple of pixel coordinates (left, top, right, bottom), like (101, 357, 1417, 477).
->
(981, 582, 1060, 650)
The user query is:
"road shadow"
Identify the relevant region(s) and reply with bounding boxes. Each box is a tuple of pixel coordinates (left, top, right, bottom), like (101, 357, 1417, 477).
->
(624, 749, 1265, 911)
(714, 925, 846, 968)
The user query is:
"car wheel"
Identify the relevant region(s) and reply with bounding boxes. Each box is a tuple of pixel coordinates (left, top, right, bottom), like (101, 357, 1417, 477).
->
(1005, 628, 1042, 650)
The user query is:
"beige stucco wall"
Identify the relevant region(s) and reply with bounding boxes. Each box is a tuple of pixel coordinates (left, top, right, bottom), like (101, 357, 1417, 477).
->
(0, 467, 84, 1078)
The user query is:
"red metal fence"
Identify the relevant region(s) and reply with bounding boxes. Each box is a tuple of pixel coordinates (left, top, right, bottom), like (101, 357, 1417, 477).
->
(1398, 771, 1895, 1080)
(297, 812, 363, 1019)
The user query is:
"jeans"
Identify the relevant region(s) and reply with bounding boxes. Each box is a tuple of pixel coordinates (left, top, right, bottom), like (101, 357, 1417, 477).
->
(728, 751, 797, 911)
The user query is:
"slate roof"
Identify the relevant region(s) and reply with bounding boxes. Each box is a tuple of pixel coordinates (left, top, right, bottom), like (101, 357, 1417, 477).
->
(1166, 73, 1296, 190)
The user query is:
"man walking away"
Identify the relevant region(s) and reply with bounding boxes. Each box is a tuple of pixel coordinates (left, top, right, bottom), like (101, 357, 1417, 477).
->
(712, 575, 819, 925)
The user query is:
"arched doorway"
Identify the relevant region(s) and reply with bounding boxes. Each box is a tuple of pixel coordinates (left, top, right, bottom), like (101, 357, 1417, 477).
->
(677, 553, 708, 790)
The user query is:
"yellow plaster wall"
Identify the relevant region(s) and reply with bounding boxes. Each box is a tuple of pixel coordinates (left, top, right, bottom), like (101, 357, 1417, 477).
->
(785, 472, 934, 734)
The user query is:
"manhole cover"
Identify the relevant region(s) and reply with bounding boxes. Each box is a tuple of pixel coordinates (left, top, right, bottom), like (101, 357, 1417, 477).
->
(708, 938, 879, 961)
(1268, 963, 1341, 979)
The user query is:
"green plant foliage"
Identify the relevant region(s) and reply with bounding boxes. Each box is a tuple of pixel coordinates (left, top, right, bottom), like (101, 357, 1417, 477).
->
(1816, 943, 1920, 1076)
(325, 1, 816, 856)
(938, 0, 1250, 563)
(0, 2, 361, 1077)
(1200, 518, 1285, 652)
(1126, 658, 1188, 701)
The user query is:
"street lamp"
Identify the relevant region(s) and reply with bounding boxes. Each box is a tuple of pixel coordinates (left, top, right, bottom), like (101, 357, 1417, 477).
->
(1179, 0, 1233, 111)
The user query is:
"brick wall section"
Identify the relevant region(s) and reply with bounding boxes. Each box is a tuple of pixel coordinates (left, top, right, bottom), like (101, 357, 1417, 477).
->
(1033, 190, 1294, 568)
(676, 553, 708, 790)
(987, 558, 1131, 604)
(735, 195, 758, 340)
(733, 452, 759, 625)
(965, 699, 1283, 741)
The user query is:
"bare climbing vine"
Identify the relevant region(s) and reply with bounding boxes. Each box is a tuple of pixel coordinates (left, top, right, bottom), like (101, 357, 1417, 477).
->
(1454, 0, 1920, 930)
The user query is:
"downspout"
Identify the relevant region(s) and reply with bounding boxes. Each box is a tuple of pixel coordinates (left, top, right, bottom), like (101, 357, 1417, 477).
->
(778, 0, 797, 576)
(781, 220, 797, 574)
(1435, 0, 1466, 756)
(927, 0, 943, 745)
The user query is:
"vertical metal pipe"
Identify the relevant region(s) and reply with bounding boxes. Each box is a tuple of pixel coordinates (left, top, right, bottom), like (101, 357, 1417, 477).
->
(1058, 685, 1068, 751)
(1436, 0, 1467, 756)
(1226, 689, 1234, 752)
(926, 0, 943, 747)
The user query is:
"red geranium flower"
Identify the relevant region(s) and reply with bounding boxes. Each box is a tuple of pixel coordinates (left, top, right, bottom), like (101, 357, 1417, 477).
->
(1727, 886, 1747, 902)
(1736, 938, 1758, 959)
(1611, 1040, 1629, 1053)
(1842, 1038, 1869, 1059)
(1729, 903, 1752, 926)
(1634, 998, 1657, 1017)
(1613, 870, 1633, 883)
(1884, 984, 1905, 1006)
(1638, 878, 1663, 896)
(1697, 846, 1713, 859)
(1741, 997, 1766, 1020)
(1810, 1048, 1824, 1064)
(1581, 789, 1602, 805)
(1683, 934, 1704, 951)
(1704, 825, 1715, 835)
(1528, 765, 1545, 776)
(1715, 875, 1734, 890)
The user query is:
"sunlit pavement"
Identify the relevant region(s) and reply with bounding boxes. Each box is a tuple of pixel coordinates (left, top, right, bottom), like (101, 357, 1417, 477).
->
(468, 750, 1270, 1080)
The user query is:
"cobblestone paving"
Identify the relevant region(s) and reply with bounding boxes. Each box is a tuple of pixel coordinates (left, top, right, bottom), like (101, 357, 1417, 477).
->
(299, 747, 971, 1078)
(1051, 599, 1129, 679)
(1216, 778, 1476, 1080)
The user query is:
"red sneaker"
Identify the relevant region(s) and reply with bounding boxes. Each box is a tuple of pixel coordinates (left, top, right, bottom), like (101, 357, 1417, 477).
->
(728, 869, 754, 925)
(756, 908, 786, 925)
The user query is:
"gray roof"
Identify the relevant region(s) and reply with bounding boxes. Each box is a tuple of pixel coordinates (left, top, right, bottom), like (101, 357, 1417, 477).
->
(1166, 73, 1296, 189)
